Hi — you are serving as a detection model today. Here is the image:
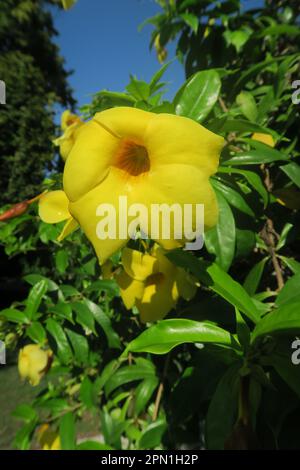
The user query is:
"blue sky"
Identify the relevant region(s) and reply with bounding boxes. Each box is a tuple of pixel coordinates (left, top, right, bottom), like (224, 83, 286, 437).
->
(52, 0, 263, 112)
(52, 0, 184, 111)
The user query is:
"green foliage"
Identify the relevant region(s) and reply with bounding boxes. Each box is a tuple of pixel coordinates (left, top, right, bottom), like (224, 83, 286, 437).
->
(1, 0, 300, 452)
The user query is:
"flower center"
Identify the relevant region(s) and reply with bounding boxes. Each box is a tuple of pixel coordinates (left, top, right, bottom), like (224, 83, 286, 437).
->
(114, 139, 150, 176)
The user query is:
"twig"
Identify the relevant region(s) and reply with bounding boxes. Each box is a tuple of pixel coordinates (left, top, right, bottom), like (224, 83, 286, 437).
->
(260, 164, 285, 291)
(152, 353, 171, 421)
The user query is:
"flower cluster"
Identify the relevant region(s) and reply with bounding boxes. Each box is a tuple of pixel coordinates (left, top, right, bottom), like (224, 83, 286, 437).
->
(39, 107, 223, 322)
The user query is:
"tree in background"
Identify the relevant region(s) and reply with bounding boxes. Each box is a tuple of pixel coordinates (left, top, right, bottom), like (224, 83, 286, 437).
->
(0, 0, 74, 204)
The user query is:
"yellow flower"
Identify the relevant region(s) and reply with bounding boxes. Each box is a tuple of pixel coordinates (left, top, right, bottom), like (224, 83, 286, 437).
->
(252, 132, 275, 147)
(18, 344, 52, 386)
(39, 107, 223, 264)
(37, 424, 61, 450)
(115, 246, 197, 322)
(53, 110, 83, 161)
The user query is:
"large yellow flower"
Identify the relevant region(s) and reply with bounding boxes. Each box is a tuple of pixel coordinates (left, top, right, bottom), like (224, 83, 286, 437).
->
(18, 344, 52, 386)
(39, 107, 223, 264)
(116, 245, 197, 322)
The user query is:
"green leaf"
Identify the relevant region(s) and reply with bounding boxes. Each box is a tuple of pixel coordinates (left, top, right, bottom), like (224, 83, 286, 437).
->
(12, 404, 37, 423)
(224, 28, 252, 52)
(275, 274, 300, 307)
(281, 162, 300, 188)
(77, 441, 114, 450)
(221, 119, 279, 138)
(84, 299, 121, 349)
(166, 252, 261, 324)
(138, 419, 167, 449)
(93, 360, 120, 395)
(59, 412, 76, 450)
(23, 274, 58, 292)
(280, 257, 300, 275)
(13, 421, 36, 450)
(218, 167, 268, 207)
(0, 308, 29, 324)
(125, 319, 240, 355)
(235, 308, 251, 352)
(134, 377, 159, 416)
(224, 149, 287, 166)
(174, 70, 221, 122)
(105, 362, 156, 396)
(149, 62, 170, 94)
(205, 189, 236, 271)
(80, 377, 95, 409)
(180, 13, 198, 33)
(243, 258, 267, 296)
(205, 363, 240, 449)
(126, 77, 150, 101)
(26, 321, 46, 343)
(207, 263, 261, 324)
(46, 318, 73, 364)
(236, 91, 258, 121)
(212, 179, 254, 216)
(24, 280, 47, 320)
(252, 301, 300, 342)
(269, 354, 300, 399)
(65, 328, 89, 365)
(72, 301, 96, 334)
(55, 249, 69, 273)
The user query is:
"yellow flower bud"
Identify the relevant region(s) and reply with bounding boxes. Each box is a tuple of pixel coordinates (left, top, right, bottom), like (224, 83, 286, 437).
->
(18, 344, 52, 387)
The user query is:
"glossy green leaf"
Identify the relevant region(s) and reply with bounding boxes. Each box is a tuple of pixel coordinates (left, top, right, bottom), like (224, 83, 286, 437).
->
(84, 299, 121, 349)
(0, 308, 29, 324)
(205, 189, 236, 271)
(174, 70, 221, 122)
(46, 318, 73, 364)
(138, 419, 167, 449)
(281, 162, 300, 188)
(125, 319, 240, 355)
(24, 280, 47, 320)
(205, 362, 240, 449)
(243, 258, 267, 296)
(26, 321, 46, 343)
(252, 301, 300, 342)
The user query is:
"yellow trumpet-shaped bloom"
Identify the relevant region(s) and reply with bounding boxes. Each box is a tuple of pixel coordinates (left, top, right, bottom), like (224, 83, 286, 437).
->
(40, 107, 223, 264)
(18, 344, 52, 387)
(37, 424, 61, 450)
(115, 246, 197, 323)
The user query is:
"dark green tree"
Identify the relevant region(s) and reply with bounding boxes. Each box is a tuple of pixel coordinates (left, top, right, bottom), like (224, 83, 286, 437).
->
(0, 0, 74, 204)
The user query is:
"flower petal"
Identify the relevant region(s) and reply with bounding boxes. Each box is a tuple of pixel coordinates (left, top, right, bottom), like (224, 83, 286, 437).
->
(94, 106, 153, 142)
(68, 168, 130, 264)
(63, 120, 119, 202)
(39, 190, 71, 223)
(57, 217, 79, 241)
(116, 270, 144, 309)
(133, 164, 218, 245)
(137, 276, 178, 323)
(145, 113, 224, 175)
(122, 247, 158, 281)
